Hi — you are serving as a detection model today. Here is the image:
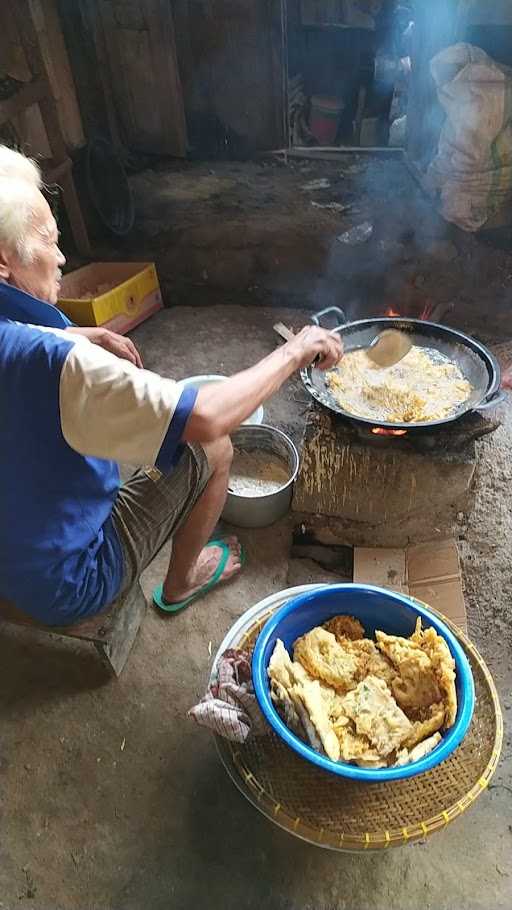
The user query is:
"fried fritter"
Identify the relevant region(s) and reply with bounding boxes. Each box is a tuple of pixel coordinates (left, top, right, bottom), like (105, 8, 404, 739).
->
(376, 629, 442, 711)
(268, 639, 344, 759)
(288, 690, 323, 754)
(404, 701, 445, 750)
(268, 638, 296, 690)
(333, 719, 382, 764)
(395, 732, 442, 767)
(270, 678, 305, 739)
(376, 629, 429, 670)
(345, 638, 397, 687)
(324, 614, 365, 642)
(267, 614, 457, 770)
(355, 755, 388, 769)
(341, 675, 413, 757)
(291, 679, 341, 762)
(293, 627, 359, 693)
(268, 640, 309, 737)
(411, 620, 457, 727)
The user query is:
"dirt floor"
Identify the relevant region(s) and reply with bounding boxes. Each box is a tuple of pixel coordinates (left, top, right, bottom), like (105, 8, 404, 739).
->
(2, 157, 512, 908)
(92, 154, 512, 342)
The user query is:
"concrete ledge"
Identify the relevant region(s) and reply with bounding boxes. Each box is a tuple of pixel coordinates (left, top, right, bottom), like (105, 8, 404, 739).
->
(293, 409, 476, 525)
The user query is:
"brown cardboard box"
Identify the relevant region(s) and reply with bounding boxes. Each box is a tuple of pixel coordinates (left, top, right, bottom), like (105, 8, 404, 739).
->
(353, 539, 467, 632)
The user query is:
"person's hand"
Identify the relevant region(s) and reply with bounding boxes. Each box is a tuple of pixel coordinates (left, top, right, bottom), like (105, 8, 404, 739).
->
(286, 326, 343, 371)
(66, 326, 143, 368)
(502, 365, 512, 390)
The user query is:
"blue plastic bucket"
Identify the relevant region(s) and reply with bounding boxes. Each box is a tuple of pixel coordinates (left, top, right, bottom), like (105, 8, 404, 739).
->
(252, 584, 475, 782)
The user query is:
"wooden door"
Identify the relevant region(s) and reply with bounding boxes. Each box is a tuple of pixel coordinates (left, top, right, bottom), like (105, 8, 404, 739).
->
(96, 0, 187, 156)
(173, 0, 286, 153)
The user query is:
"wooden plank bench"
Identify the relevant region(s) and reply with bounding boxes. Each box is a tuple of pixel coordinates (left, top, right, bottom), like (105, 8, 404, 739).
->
(0, 581, 147, 676)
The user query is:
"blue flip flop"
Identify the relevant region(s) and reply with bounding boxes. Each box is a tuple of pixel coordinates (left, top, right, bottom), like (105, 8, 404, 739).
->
(152, 538, 245, 614)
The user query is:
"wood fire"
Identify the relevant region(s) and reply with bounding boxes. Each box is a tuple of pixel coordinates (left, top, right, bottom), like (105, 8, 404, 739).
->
(384, 304, 434, 320)
(371, 427, 408, 437)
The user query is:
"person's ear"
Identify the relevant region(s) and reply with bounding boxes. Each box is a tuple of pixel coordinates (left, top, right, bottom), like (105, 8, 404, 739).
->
(0, 249, 11, 281)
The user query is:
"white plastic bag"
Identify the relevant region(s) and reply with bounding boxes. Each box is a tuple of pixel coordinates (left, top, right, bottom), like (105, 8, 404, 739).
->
(389, 115, 407, 147)
(426, 43, 512, 231)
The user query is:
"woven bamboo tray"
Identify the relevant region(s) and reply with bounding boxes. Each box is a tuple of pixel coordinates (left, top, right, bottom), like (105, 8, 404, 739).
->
(214, 586, 503, 852)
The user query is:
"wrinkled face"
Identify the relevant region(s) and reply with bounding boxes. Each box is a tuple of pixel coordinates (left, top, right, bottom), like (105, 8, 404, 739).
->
(0, 189, 66, 305)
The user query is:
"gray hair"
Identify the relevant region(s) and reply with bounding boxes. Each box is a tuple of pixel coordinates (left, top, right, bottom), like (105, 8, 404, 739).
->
(0, 146, 43, 263)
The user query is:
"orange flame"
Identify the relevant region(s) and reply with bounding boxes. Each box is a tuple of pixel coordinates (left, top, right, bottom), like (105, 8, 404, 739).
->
(371, 427, 408, 437)
(384, 302, 434, 320)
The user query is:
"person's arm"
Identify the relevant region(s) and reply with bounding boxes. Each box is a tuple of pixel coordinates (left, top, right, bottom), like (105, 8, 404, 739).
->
(65, 326, 143, 368)
(183, 326, 342, 442)
(58, 325, 341, 465)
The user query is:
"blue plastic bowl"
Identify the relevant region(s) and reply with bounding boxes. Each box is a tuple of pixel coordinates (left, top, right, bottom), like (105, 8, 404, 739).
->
(252, 584, 475, 782)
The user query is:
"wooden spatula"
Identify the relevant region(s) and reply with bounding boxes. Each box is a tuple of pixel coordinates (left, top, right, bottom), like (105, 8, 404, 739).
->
(273, 323, 411, 368)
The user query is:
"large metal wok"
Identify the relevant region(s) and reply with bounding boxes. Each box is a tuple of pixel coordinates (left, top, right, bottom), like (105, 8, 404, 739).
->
(301, 307, 503, 431)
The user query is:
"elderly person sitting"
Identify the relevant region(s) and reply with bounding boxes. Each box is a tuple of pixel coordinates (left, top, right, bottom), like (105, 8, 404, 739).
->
(0, 145, 341, 625)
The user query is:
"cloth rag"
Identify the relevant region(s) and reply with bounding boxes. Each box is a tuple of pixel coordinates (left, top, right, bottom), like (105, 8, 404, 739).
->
(188, 648, 268, 743)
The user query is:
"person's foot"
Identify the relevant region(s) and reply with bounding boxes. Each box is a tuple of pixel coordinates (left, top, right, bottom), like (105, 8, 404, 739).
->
(162, 537, 242, 604)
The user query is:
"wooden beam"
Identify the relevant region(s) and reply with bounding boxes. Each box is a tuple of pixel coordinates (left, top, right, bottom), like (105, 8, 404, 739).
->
(10, 0, 67, 160)
(0, 77, 47, 126)
(30, 0, 85, 149)
(269, 0, 288, 150)
(270, 145, 404, 159)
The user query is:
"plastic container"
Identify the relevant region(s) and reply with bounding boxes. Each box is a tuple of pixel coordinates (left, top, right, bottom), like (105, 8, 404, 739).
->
(175, 375, 263, 426)
(252, 584, 475, 782)
(310, 96, 344, 145)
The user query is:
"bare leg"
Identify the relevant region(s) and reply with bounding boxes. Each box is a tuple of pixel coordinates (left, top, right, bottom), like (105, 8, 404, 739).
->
(162, 436, 241, 603)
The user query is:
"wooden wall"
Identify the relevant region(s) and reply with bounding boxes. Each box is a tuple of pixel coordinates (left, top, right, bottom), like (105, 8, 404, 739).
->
(300, 1, 346, 24)
(299, 1, 383, 27)
(173, 0, 285, 155)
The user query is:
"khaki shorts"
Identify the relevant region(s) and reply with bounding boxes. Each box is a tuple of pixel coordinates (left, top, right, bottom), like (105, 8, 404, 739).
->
(111, 443, 210, 594)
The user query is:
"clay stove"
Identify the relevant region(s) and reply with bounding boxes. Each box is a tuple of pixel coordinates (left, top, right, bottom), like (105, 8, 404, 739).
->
(292, 300, 502, 542)
(292, 404, 501, 541)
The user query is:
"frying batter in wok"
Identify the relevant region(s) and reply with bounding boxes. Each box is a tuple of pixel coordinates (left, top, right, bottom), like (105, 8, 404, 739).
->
(327, 345, 472, 424)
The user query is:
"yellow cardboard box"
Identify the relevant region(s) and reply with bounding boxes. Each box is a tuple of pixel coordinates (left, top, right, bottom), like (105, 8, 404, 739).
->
(58, 262, 163, 335)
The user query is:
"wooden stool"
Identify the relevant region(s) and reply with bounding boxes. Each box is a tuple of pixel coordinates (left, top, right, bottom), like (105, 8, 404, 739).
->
(0, 582, 147, 676)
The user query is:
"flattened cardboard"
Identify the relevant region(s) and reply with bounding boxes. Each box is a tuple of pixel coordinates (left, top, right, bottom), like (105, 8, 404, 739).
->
(353, 538, 467, 633)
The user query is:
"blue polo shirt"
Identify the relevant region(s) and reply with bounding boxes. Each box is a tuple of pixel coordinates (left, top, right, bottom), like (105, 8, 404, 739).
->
(0, 283, 196, 625)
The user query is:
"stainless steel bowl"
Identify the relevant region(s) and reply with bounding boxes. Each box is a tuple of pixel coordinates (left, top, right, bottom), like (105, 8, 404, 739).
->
(222, 425, 299, 529)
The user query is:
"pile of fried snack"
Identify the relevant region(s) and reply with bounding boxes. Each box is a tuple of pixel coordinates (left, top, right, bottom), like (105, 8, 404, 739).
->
(268, 615, 458, 768)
